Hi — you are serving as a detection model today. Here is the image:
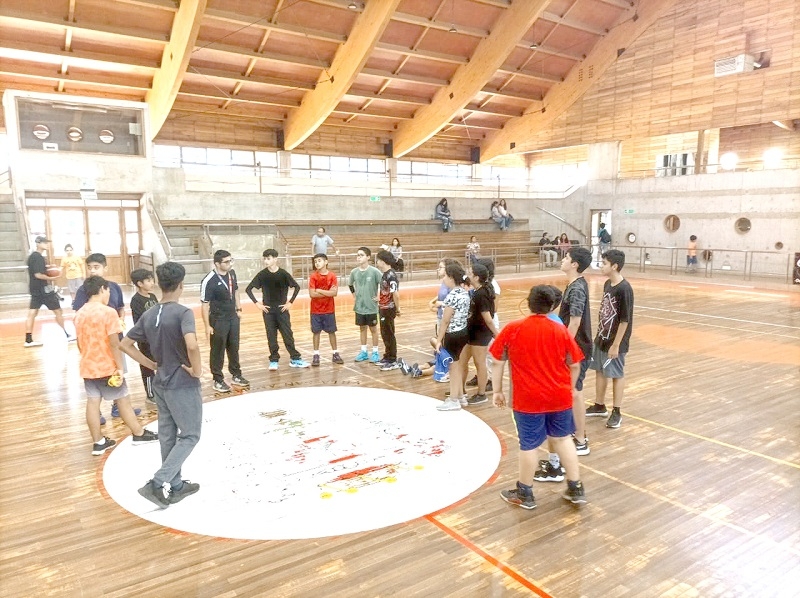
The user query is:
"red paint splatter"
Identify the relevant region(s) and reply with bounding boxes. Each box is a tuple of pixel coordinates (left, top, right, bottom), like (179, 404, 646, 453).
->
(303, 436, 329, 444)
(331, 464, 391, 482)
(329, 454, 360, 464)
(396, 433, 408, 439)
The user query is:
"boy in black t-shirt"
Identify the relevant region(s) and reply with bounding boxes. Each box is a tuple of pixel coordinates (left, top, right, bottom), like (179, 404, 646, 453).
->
(375, 250, 401, 370)
(130, 269, 159, 401)
(587, 249, 634, 429)
(25, 235, 73, 347)
(245, 249, 309, 370)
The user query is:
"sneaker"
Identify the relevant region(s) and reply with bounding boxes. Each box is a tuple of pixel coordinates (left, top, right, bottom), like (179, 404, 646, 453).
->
(132, 429, 159, 445)
(485, 380, 493, 392)
(467, 393, 488, 406)
(398, 358, 412, 375)
(370, 350, 380, 363)
(111, 404, 142, 418)
(533, 460, 565, 483)
(563, 481, 587, 505)
(100, 415, 106, 426)
(410, 364, 423, 378)
(436, 397, 462, 411)
(434, 373, 450, 383)
(169, 481, 200, 504)
(91, 436, 116, 456)
(374, 358, 392, 367)
(23, 340, 43, 348)
(500, 482, 537, 510)
(586, 403, 608, 417)
(269, 361, 279, 371)
(380, 361, 402, 371)
(138, 480, 170, 509)
(213, 380, 232, 393)
(459, 394, 469, 407)
(311, 354, 321, 367)
(290, 359, 310, 368)
(66, 335, 77, 343)
(465, 375, 478, 387)
(231, 375, 250, 387)
(574, 437, 590, 456)
(606, 409, 622, 428)
(332, 352, 344, 364)
(354, 350, 369, 362)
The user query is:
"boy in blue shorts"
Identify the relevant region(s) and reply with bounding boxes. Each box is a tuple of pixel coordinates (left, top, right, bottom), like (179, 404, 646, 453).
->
(490, 285, 587, 509)
(309, 253, 343, 366)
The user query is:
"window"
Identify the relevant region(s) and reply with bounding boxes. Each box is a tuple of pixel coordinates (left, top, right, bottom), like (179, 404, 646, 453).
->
(181, 147, 206, 164)
(206, 148, 232, 165)
(311, 155, 330, 170)
(657, 153, 694, 176)
(153, 145, 181, 167)
(255, 151, 277, 168)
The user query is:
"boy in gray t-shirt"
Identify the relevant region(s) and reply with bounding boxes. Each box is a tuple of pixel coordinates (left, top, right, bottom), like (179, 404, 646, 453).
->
(121, 262, 203, 510)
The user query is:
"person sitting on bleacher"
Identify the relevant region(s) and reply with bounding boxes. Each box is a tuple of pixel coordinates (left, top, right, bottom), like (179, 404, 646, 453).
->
(435, 198, 453, 232)
(539, 232, 558, 268)
(490, 201, 510, 231)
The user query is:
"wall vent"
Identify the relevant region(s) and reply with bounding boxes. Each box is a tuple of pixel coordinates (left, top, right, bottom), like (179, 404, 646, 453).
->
(714, 54, 755, 77)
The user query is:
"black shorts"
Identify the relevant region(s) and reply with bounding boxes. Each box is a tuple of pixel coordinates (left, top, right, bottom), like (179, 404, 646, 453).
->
(468, 327, 493, 347)
(30, 292, 61, 311)
(443, 329, 469, 361)
(355, 313, 378, 327)
(311, 313, 337, 333)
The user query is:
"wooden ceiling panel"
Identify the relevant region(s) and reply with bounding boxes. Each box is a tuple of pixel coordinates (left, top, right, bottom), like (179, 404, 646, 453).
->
(392, 57, 459, 82)
(542, 26, 598, 56)
(196, 22, 268, 52)
(273, 1, 356, 36)
(74, 0, 175, 33)
(69, 33, 164, 62)
(260, 32, 339, 64)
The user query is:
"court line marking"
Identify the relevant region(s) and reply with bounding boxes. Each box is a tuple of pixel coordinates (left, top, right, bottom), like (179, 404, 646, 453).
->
(424, 514, 554, 598)
(580, 465, 800, 558)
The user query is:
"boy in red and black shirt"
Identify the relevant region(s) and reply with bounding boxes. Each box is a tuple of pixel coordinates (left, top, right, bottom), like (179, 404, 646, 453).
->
(490, 285, 588, 510)
(375, 249, 401, 370)
(309, 253, 342, 366)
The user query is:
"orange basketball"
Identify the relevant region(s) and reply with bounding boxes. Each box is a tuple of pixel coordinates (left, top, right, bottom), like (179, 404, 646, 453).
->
(46, 265, 62, 278)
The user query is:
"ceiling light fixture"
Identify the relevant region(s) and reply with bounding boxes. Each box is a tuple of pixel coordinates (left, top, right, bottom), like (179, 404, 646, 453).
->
(347, 2, 358, 10)
(449, 25, 457, 33)
(529, 42, 538, 49)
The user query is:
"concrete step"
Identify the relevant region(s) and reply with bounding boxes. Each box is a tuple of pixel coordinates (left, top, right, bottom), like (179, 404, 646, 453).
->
(0, 280, 28, 295)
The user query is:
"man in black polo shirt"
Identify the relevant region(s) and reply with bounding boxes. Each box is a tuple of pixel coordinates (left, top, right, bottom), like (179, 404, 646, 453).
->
(25, 235, 74, 347)
(200, 250, 249, 393)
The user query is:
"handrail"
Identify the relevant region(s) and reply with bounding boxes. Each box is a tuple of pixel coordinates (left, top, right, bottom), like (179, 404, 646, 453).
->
(535, 207, 589, 242)
(143, 193, 173, 260)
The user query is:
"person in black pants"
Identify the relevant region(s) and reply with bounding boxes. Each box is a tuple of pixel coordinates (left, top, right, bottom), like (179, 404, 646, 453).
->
(374, 250, 401, 371)
(200, 250, 249, 393)
(245, 249, 310, 370)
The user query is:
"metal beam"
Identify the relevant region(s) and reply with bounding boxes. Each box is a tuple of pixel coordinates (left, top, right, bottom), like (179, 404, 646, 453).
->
(392, 0, 550, 157)
(147, 0, 207, 138)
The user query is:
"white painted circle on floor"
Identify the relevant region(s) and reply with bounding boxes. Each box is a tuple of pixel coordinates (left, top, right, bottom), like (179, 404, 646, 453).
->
(103, 386, 501, 540)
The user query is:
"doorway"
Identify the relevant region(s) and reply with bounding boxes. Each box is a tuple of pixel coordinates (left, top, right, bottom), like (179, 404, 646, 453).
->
(590, 209, 612, 266)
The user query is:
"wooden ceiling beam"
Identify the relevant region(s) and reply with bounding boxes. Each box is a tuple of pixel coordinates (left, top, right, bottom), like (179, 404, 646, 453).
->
(392, 0, 549, 157)
(0, 39, 159, 70)
(541, 12, 608, 37)
(0, 66, 151, 91)
(0, 9, 169, 43)
(282, 0, 400, 149)
(178, 90, 299, 109)
(480, 0, 680, 162)
(186, 66, 314, 91)
(147, 0, 207, 138)
(204, 8, 346, 44)
(203, 42, 328, 70)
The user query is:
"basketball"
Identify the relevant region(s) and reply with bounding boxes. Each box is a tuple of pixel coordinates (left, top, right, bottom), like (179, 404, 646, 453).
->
(45, 265, 61, 278)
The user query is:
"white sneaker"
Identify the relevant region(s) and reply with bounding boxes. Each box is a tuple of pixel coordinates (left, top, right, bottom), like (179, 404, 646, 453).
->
(459, 394, 468, 407)
(24, 340, 43, 348)
(436, 398, 462, 411)
(66, 335, 77, 342)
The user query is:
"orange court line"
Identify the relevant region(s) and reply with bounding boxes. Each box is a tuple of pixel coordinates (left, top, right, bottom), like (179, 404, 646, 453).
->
(424, 514, 554, 598)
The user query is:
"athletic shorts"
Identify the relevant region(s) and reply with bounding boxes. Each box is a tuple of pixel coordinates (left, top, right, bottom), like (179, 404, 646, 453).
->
(575, 357, 591, 391)
(468, 327, 493, 347)
(686, 256, 697, 265)
(84, 377, 129, 401)
(355, 313, 378, 327)
(590, 345, 626, 379)
(513, 408, 576, 451)
(30, 292, 61, 311)
(442, 328, 469, 361)
(311, 313, 337, 334)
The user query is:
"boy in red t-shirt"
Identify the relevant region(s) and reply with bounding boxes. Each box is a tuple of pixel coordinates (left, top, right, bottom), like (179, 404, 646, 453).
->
(309, 253, 343, 366)
(489, 285, 587, 509)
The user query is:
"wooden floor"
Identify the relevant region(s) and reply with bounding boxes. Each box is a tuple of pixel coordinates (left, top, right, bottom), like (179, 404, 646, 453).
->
(1, 270, 799, 597)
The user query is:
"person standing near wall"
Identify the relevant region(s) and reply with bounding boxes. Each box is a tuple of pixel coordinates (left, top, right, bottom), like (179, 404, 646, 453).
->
(311, 227, 338, 257)
(200, 250, 250, 392)
(60, 243, 85, 299)
(597, 223, 612, 263)
(686, 235, 698, 273)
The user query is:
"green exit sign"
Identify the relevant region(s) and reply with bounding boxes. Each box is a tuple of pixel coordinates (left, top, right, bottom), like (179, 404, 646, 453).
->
(370, 195, 381, 202)
(624, 208, 635, 214)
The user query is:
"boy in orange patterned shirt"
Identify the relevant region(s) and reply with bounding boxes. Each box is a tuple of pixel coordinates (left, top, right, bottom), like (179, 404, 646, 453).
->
(74, 276, 158, 456)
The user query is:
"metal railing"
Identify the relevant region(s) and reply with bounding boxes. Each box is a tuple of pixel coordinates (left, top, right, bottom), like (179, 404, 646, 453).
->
(143, 193, 173, 260)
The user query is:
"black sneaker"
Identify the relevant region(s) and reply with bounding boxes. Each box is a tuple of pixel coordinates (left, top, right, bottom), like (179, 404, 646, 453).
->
(374, 358, 392, 367)
(380, 360, 402, 371)
(332, 352, 344, 364)
(563, 481, 587, 505)
(573, 436, 590, 456)
(169, 481, 200, 504)
(485, 380, 493, 392)
(311, 354, 321, 367)
(606, 408, 622, 428)
(91, 436, 116, 456)
(466, 393, 488, 406)
(465, 375, 478, 387)
(213, 380, 231, 393)
(586, 403, 608, 417)
(232, 375, 250, 387)
(398, 358, 412, 375)
(138, 480, 170, 509)
(533, 460, 565, 483)
(132, 429, 159, 445)
(500, 482, 536, 510)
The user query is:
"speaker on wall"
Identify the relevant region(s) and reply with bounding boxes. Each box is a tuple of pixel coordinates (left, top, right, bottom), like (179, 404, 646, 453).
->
(383, 141, 393, 158)
(470, 146, 480, 164)
(276, 130, 285, 150)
